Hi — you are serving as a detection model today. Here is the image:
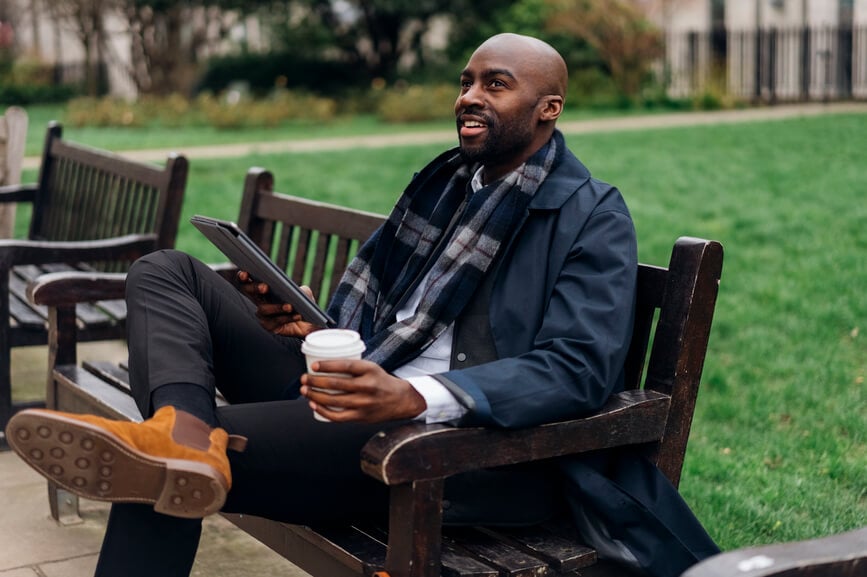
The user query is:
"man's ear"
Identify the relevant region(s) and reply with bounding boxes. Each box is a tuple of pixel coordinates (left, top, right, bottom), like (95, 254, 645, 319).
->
(539, 95, 564, 121)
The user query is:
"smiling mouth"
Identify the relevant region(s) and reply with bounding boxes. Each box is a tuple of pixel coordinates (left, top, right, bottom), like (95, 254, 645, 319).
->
(459, 117, 487, 137)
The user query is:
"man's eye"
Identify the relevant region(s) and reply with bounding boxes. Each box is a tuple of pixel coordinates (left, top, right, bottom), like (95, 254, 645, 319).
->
(490, 79, 506, 88)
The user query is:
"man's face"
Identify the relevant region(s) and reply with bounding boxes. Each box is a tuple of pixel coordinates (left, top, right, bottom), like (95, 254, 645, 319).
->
(454, 46, 543, 177)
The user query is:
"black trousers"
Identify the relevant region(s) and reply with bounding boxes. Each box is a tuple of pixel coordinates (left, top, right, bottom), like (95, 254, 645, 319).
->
(95, 250, 401, 576)
(97, 250, 563, 577)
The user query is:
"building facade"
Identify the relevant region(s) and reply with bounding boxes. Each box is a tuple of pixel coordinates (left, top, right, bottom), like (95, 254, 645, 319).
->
(657, 0, 867, 102)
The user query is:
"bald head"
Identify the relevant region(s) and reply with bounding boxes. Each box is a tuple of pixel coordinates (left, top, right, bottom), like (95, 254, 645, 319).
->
(455, 33, 568, 181)
(472, 33, 568, 100)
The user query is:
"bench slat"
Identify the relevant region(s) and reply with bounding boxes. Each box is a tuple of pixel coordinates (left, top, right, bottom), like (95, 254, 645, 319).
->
(481, 523, 597, 573)
(311, 524, 389, 573)
(362, 524, 502, 577)
(222, 516, 364, 577)
(82, 361, 131, 394)
(10, 268, 49, 326)
(444, 527, 553, 577)
(9, 290, 46, 328)
(95, 297, 127, 320)
(439, 545, 502, 577)
(13, 264, 122, 328)
(53, 364, 142, 422)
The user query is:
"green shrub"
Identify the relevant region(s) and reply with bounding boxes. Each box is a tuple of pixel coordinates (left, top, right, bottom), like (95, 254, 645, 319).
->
(375, 84, 455, 123)
(0, 58, 80, 104)
(62, 91, 338, 130)
(565, 67, 622, 109)
(196, 90, 338, 130)
(137, 93, 199, 127)
(0, 83, 78, 105)
(66, 97, 143, 127)
(196, 52, 369, 98)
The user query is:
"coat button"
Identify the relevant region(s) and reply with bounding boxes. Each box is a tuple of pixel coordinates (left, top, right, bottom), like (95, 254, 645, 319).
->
(456, 352, 467, 362)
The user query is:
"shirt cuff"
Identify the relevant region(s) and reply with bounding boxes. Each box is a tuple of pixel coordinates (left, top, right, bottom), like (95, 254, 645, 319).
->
(406, 375, 469, 424)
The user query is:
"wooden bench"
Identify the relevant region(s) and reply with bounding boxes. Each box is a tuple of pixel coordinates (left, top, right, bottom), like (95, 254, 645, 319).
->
(0, 106, 28, 237)
(27, 166, 725, 577)
(682, 526, 867, 577)
(0, 121, 188, 441)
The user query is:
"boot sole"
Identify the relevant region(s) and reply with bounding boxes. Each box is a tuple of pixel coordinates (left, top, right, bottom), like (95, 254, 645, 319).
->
(6, 411, 227, 519)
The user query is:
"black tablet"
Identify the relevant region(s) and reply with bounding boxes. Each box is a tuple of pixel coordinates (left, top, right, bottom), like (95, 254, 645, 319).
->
(190, 215, 336, 328)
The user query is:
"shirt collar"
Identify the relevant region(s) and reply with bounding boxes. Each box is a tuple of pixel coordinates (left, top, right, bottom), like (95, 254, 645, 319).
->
(470, 166, 486, 192)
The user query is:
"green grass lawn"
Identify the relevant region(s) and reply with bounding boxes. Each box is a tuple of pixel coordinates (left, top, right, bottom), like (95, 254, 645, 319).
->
(574, 114, 867, 550)
(18, 111, 866, 552)
(23, 106, 444, 157)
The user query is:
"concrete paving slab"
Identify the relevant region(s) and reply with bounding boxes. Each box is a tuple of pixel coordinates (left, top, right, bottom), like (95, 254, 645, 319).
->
(39, 555, 100, 577)
(0, 452, 106, 571)
(0, 450, 310, 576)
(0, 568, 40, 577)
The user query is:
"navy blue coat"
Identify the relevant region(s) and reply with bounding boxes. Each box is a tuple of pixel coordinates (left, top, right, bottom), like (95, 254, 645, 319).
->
(413, 144, 720, 577)
(437, 145, 636, 428)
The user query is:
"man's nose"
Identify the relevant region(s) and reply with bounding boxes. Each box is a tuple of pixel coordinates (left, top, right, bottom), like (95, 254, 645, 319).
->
(457, 84, 484, 110)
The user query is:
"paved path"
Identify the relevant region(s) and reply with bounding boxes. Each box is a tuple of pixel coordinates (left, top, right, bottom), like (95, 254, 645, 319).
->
(22, 101, 867, 170)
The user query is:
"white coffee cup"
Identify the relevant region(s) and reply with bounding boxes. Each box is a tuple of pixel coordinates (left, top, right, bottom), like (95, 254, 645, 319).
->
(301, 329, 366, 421)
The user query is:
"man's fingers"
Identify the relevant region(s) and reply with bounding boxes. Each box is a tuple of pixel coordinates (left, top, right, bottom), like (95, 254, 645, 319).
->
(312, 359, 362, 375)
(256, 302, 287, 316)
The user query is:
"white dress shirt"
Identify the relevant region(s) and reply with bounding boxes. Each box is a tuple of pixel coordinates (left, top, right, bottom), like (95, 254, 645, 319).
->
(391, 167, 488, 423)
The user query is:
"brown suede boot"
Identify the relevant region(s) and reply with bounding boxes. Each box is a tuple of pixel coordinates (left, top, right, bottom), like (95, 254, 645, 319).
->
(5, 406, 247, 519)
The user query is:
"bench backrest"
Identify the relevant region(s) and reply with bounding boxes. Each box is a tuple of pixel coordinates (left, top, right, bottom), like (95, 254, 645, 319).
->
(30, 122, 187, 268)
(237, 167, 386, 308)
(625, 239, 723, 485)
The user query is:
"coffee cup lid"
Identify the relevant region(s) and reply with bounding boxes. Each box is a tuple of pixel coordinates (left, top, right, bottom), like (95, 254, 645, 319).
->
(301, 329, 366, 357)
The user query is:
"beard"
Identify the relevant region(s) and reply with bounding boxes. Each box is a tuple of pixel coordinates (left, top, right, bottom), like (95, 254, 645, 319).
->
(458, 110, 536, 168)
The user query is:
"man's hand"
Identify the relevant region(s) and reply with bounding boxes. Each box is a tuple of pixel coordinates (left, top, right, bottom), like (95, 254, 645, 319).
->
(300, 360, 427, 423)
(237, 270, 318, 338)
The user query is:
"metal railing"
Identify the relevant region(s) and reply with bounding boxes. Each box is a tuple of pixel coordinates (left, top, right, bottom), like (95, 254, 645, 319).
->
(665, 25, 866, 103)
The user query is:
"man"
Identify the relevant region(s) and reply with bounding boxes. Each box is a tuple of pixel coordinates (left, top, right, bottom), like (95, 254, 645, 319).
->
(7, 33, 718, 577)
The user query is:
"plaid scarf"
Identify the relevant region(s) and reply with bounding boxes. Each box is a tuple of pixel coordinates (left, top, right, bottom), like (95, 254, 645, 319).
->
(328, 130, 563, 372)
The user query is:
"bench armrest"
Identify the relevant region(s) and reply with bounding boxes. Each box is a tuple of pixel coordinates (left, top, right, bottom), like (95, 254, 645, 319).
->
(360, 389, 670, 485)
(681, 526, 867, 577)
(27, 260, 239, 307)
(0, 183, 37, 203)
(0, 233, 158, 268)
(27, 271, 128, 306)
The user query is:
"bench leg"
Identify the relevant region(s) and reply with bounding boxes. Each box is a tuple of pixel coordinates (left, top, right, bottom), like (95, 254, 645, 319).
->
(384, 479, 444, 577)
(48, 482, 83, 526)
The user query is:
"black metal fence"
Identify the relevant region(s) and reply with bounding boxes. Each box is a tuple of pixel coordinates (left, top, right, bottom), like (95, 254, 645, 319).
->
(665, 25, 867, 103)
